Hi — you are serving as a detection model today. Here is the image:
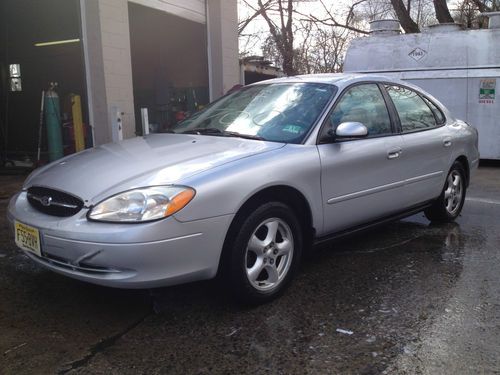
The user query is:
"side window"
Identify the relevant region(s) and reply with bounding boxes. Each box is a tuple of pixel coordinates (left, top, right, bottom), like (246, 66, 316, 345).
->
(422, 96, 446, 124)
(385, 85, 437, 132)
(328, 84, 392, 137)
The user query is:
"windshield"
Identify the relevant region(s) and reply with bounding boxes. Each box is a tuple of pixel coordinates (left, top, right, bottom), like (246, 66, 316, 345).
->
(171, 83, 337, 143)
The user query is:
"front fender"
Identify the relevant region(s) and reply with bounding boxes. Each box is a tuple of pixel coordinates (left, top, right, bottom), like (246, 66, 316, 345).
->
(173, 144, 324, 233)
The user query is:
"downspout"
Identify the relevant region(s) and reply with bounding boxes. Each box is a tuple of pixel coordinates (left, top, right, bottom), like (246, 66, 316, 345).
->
(79, 0, 96, 147)
(206, 0, 214, 102)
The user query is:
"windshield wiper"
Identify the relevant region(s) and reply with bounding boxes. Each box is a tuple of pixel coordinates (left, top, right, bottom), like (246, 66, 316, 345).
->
(182, 128, 264, 141)
(182, 127, 224, 135)
(223, 131, 265, 141)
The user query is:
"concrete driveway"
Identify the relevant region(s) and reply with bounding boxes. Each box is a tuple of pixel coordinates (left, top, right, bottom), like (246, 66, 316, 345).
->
(1, 167, 499, 374)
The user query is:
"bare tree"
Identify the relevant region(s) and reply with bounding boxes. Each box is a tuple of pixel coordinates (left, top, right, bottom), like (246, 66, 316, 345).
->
(261, 34, 282, 67)
(251, 0, 297, 75)
(433, 0, 454, 23)
(301, 0, 434, 34)
(302, 0, 370, 34)
(452, 0, 499, 28)
(292, 20, 353, 74)
(239, 0, 273, 34)
(293, 20, 314, 74)
(468, 0, 499, 12)
(374, 0, 459, 32)
(454, 0, 481, 28)
(238, 0, 490, 78)
(360, 0, 395, 20)
(242, 0, 371, 76)
(390, 0, 420, 32)
(306, 26, 351, 73)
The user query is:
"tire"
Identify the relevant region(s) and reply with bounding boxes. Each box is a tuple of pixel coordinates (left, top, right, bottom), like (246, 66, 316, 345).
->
(223, 201, 303, 304)
(425, 161, 467, 223)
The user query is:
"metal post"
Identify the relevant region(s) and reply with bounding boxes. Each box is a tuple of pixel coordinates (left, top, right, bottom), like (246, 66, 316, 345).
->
(141, 107, 149, 135)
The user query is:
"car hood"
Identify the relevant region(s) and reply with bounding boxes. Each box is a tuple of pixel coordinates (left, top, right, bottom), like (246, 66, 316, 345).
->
(25, 134, 284, 204)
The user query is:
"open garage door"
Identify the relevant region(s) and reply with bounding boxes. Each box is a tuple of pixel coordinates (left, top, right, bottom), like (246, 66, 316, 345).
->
(0, 0, 89, 169)
(128, 2, 210, 135)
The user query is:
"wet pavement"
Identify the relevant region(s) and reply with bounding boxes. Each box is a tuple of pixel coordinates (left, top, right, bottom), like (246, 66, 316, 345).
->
(1, 167, 499, 374)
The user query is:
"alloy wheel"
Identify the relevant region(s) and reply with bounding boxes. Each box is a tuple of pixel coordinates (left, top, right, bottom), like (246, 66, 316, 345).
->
(245, 217, 294, 291)
(444, 170, 463, 216)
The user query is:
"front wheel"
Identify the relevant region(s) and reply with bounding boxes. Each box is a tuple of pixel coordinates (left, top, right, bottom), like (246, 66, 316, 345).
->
(223, 202, 303, 304)
(425, 161, 466, 223)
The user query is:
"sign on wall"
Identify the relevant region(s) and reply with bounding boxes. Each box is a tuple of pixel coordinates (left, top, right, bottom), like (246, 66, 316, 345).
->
(408, 48, 427, 62)
(479, 79, 496, 104)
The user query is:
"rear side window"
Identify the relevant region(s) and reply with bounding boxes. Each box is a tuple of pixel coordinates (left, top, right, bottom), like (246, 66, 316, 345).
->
(422, 96, 446, 124)
(328, 84, 392, 137)
(385, 85, 437, 133)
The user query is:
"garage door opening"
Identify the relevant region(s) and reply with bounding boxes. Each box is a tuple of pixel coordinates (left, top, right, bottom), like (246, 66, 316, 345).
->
(0, 0, 89, 170)
(128, 3, 210, 135)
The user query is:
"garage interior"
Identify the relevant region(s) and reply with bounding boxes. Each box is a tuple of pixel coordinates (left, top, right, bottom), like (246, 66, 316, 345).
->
(0, 0, 216, 170)
(0, 0, 89, 171)
(128, 3, 210, 135)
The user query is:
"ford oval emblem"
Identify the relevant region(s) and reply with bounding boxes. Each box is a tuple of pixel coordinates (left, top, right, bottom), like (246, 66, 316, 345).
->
(40, 196, 52, 207)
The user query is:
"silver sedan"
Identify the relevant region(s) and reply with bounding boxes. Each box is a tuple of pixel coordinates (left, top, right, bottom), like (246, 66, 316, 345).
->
(8, 74, 479, 303)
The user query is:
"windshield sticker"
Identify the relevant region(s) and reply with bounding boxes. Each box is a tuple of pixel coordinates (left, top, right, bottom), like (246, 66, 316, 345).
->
(282, 125, 302, 134)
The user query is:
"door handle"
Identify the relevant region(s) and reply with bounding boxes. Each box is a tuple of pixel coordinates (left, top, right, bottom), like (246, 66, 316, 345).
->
(443, 138, 452, 147)
(387, 148, 402, 159)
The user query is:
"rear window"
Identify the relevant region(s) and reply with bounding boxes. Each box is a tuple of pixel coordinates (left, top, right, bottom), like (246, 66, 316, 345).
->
(385, 85, 437, 133)
(422, 96, 446, 124)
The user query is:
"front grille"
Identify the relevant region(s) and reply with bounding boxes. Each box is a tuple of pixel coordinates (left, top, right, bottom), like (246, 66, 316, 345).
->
(27, 186, 84, 217)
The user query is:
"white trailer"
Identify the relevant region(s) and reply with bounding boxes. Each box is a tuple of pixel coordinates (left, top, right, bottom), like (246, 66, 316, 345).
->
(344, 14, 500, 160)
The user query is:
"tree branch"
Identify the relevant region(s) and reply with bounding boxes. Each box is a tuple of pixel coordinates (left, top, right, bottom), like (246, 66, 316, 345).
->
(390, 0, 420, 32)
(433, 0, 454, 23)
(238, 0, 273, 34)
(302, 12, 369, 34)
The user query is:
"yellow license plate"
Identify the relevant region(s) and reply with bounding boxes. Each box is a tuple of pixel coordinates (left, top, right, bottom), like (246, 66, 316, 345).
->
(14, 221, 41, 257)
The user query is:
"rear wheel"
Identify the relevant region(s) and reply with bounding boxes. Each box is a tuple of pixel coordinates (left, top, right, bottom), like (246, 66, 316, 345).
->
(425, 161, 466, 223)
(223, 202, 302, 304)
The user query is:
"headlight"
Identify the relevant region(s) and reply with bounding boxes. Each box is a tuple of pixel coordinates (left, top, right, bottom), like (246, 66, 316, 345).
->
(88, 186, 195, 223)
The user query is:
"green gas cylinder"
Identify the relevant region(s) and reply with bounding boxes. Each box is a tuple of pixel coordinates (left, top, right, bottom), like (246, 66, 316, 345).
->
(44, 88, 64, 161)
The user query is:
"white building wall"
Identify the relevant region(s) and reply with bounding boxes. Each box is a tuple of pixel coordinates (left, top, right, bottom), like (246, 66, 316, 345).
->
(207, 0, 239, 100)
(98, 0, 136, 139)
(220, 0, 240, 93)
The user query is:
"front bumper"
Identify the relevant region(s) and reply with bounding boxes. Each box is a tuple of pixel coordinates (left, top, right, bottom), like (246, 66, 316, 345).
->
(8, 192, 234, 288)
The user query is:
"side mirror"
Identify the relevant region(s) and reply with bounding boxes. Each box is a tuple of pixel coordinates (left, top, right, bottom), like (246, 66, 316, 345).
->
(334, 122, 368, 138)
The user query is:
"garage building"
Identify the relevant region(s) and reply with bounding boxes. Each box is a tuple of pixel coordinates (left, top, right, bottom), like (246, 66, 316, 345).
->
(0, 0, 239, 167)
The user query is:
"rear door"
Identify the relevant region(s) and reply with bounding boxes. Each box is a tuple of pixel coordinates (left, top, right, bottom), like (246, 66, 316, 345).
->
(383, 85, 451, 207)
(317, 83, 407, 234)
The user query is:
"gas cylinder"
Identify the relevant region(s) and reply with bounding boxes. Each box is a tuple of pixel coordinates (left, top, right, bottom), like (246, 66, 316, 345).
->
(44, 85, 64, 161)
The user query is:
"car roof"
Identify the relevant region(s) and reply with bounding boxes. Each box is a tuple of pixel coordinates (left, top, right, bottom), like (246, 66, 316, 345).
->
(250, 73, 408, 89)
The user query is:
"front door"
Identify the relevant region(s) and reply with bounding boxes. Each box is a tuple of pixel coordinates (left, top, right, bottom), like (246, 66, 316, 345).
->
(318, 83, 407, 234)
